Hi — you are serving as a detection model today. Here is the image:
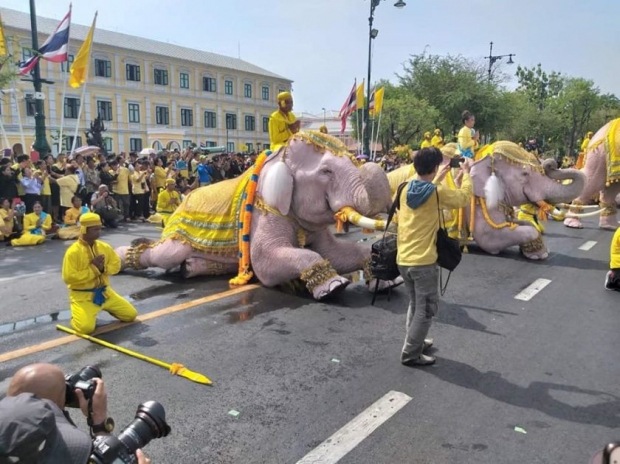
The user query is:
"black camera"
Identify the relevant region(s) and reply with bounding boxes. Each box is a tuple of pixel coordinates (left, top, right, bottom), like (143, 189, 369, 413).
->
(89, 401, 171, 464)
(65, 365, 101, 409)
(449, 157, 465, 168)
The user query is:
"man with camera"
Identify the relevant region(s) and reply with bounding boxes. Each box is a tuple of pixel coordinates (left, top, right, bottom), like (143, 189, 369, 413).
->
(0, 363, 152, 463)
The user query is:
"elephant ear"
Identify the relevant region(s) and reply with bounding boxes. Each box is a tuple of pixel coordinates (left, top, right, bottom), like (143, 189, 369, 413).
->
(262, 154, 294, 216)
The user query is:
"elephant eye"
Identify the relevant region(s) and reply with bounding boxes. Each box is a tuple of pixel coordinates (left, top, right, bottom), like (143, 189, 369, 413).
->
(320, 167, 332, 175)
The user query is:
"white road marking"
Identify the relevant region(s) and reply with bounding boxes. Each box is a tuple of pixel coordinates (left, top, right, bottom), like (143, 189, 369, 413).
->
(578, 241, 597, 251)
(296, 390, 412, 464)
(0, 271, 48, 283)
(514, 278, 552, 301)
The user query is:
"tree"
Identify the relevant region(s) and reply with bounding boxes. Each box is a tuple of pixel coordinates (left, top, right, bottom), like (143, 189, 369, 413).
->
(516, 64, 564, 109)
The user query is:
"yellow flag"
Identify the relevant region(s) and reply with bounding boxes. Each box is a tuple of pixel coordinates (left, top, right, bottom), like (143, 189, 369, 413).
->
(356, 81, 365, 109)
(0, 13, 7, 56)
(374, 87, 385, 115)
(69, 12, 97, 88)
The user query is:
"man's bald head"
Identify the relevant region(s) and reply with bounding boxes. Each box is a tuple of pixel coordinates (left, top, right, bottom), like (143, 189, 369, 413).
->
(7, 363, 66, 408)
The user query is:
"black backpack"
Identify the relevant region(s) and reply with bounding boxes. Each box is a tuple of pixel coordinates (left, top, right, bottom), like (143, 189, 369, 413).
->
(369, 182, 408, 305)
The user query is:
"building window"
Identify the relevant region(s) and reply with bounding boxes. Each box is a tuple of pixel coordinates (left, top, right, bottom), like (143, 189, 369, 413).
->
(103, 137, 113, 152)
(203, 77, 216, 92)
(262, 86, 270, 101)
(278, 88, 286, 94)
(155, 106, 169, 125)
(182, 140, 193, 148)
(94, 59, 111, 78)
(61, 54, 75, 73)
(225, 113, 237, 130)
(129, 138, 143, 152)
(128, 103, 140, 123)
(126, 64, 141, 82)
(96, 101, 113, 121)
(64, 97, 80, 119)
(205, 141, 217, 147)
(204, 111, 216, 129)
(179, 72, 190, 89)
(180, 108, 193, 127)
(154, 68, 169, 86)
(25, 94, 36, 117)
(224, 80, 233, 95)
(65, 136, 82, 151)
(262, 117, 269, 133)
(244, 83, 252, 98)
(246, 143, 254, 152)
(227, 142, 235, 153)
(244, 115, 255, 132)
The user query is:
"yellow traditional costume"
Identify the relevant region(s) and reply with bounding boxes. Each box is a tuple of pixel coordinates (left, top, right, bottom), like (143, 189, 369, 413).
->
(575, 131, 593, 170)
(11, 212, 52, 246)
(156, 180, 181, 226)
(269, 92, 298, 151)
(456, 126, 477, 159)
(431, 129, 444, 148)
(517, 203, 546, 234)
(62, 213, 137, 334)
(0, 208, 14, 240)
(420, 132, 432, 149)
(58, 205, 90, 240)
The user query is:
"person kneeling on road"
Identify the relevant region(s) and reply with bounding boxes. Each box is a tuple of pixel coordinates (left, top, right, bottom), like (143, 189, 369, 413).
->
(1, 363, 151, 464)
(62, 212, 138, 334)
(605, 227, 620, 291)
(397, 148, 473, 366)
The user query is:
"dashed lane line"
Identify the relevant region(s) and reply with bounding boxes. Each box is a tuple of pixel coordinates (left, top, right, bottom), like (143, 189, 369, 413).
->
(0, 284, 260, 364)
(296, 390, 412, 464)
(514, 278, 552, 302)
(578, 241, 597, 251)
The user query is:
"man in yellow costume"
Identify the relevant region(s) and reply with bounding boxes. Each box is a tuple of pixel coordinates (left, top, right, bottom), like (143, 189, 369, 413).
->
(576, 131, 594, 170)
(62, 212, 138, 334)
(156, 179, 181, 226)
(431, 129, 444, 148)
(420, 132, 432, 148)
(605, 227, 620, 291)
(269, 91, 300, 151)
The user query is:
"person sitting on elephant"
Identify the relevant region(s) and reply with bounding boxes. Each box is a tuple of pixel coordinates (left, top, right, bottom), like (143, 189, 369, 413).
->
(269, 91, 301, 151)
(576, 131, 594, 170)
(397, 148, 473, 367)
(420, 132, 432, 149)
(456, 110, 479, 159)
(605, 227, 620, 291)
(431, 129, 444, 148)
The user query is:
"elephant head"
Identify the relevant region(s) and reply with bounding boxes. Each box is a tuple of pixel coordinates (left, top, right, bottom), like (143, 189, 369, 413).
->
(259, 131, 388, 230)
(470, 142, 586, 209)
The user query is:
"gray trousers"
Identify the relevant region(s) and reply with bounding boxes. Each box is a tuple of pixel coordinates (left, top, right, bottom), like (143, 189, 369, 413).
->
(398, 264, 439, 362)
(114, 194, 131, 219)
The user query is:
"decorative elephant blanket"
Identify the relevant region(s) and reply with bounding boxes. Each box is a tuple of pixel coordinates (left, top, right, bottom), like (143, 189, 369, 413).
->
(604, 118, 620, 186)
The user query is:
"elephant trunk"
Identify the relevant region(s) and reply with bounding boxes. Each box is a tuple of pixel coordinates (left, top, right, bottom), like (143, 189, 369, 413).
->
(542, 158, 586, 204)
(334, 206, 389, 231)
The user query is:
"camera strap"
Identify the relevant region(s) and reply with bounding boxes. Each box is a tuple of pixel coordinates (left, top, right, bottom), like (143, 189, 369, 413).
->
(87, 398, 95, 438)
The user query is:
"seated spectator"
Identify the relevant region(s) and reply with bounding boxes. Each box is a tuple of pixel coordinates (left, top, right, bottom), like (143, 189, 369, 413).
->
(605, 227, 620, 291)
(11, 201, 55, 247)
(91, 185, 120, 229)
(58, 196, 89, 240)
(156, 179, 181, 226)
(0, 197, 19, 242)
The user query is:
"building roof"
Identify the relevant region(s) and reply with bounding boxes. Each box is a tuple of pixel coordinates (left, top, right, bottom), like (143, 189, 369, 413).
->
(0, 7, 291, 82)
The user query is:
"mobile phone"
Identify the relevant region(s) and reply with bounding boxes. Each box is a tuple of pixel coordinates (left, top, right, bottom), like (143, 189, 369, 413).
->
(449, 157, 464, 168)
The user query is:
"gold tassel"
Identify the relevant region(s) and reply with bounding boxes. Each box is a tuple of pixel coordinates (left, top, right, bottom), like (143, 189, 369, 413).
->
(335, 220, 345, 234)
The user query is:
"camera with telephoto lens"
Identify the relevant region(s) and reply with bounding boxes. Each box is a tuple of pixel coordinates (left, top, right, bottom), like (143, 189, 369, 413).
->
(89, 401, 171, 464)
(65, 365, 102, 409)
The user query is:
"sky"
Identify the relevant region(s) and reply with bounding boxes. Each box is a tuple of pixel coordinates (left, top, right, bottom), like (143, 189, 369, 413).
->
(4, 0, 619, 115)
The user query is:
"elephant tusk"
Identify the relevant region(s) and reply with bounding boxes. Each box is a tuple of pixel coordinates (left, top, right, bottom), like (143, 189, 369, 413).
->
(555, 203, 601, 210)
(335, 206, 389, 231)
(564, 208, 607, 218)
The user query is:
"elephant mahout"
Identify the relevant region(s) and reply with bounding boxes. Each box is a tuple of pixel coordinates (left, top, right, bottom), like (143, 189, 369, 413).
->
(116, 131, 397, 300)
(564, 117, 620, 230)
(387, 142, 586, 259)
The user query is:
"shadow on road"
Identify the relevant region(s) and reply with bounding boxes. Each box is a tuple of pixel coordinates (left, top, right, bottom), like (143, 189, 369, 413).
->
(428, 357, 620, 428)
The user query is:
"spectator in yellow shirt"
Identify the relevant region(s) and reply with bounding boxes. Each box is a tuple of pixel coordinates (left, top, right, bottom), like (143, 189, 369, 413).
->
(420, 132, 432, 149)
(156, 179, 181, 226)
(110, 159, 130, 221)
(605, 227, 620, 291)
(269, 91, 300, 151)
(431, 129, 444, 148)
(456, 110, 479, 159)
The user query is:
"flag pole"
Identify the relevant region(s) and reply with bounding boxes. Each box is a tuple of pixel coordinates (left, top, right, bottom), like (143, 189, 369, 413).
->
(58, 65, 68, 153)
(0, 107, 10, 148)
(373, 110, 383, 161)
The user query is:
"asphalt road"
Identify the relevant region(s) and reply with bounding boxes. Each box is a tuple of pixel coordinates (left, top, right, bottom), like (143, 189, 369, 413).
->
(0, 219, 618, 464)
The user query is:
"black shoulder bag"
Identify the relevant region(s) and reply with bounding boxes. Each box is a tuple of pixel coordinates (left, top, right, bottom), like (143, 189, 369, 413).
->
(370, 182, 408, 305)
(435, 189, 462, 295)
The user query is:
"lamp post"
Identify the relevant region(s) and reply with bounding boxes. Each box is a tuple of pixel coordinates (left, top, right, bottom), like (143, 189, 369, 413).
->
(321, 107, 326, 125)
(485, 41, 515, 82)
(27, 0, 51, 155)
(363, 0, 406, 157)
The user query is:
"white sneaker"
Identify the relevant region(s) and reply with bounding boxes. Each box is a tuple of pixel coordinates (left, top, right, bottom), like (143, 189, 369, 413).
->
(605, 271, 613, 290)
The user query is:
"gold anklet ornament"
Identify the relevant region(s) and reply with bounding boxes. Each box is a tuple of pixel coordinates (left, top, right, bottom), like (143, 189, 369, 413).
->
(519, 236, 545, 253)
(300, 259, 338, 293)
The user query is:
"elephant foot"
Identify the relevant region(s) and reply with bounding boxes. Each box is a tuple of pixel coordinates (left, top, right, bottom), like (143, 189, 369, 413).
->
(599, 213, 618, 231)
(182, 258, 234, 279)
(115, 246, 130, 269)
(313, 275, 351, 301)
(367, 275, 404, 293)
(564, 217, 583, 229)
(519, 236, 549, 260)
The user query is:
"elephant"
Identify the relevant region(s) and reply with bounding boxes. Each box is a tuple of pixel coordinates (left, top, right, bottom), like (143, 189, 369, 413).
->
(386, 142, 586, 259)
(564, 118, 620, 230)
(115, 131, 397, 300)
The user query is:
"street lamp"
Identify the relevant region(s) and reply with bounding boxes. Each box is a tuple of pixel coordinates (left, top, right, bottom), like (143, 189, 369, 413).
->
(486, 41, 515, 81)
(321, 107, 326, 125)
(363, 0, 406, 157)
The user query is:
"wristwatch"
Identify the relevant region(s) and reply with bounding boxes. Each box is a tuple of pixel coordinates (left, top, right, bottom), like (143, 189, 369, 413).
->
(91, 417, 115, 434)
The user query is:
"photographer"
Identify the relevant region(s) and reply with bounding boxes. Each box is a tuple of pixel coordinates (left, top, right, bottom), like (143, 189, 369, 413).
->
(91, 184, 120, 229)
(2, 363, 151, 463)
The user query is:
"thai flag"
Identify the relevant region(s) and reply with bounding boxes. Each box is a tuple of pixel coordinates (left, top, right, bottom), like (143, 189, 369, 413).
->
(339, 81, 357, 134)
(18, 7, 71, 75)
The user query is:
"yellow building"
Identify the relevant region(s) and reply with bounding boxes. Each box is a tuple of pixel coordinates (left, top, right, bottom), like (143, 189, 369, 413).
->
(0, 7, 292, 154)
